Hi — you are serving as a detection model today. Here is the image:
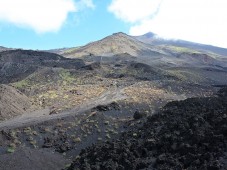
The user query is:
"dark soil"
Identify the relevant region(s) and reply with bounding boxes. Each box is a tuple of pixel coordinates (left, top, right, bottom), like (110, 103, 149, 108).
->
(94, 102, 120, 112)
(68, 88, 227, 170)
(0, 147, 69, 170)
(0, 50, 85, 83)
(82, 62, 101, 70)
(133, 110, 146, 120)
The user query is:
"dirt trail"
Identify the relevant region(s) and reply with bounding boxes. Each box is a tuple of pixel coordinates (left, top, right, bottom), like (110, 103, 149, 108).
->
(0, 88, 126, 130)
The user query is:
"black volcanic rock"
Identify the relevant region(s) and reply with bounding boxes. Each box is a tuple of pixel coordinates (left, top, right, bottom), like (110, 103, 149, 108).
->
(68, 88, 227, 170)
(217, 87, 227, 97)
(133, 110, 146, 120)
(0, 50, 85, 83)
(94, 102, 120, 112)
(129, 62, 156, 73)
(0, 50, 85, 68)
(82, 62, 101, 70)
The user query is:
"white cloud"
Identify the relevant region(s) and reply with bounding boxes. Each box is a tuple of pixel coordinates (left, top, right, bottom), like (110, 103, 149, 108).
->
(0, 0, 94, 33)
(77, 0, 95, 10)
(108, 0, 162, 23)
(109, 0, 227, 48)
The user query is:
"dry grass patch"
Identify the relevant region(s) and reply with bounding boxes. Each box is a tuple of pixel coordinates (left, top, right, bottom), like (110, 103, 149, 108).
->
(124, 85, 166, 104)
(32, 85, 107, 112)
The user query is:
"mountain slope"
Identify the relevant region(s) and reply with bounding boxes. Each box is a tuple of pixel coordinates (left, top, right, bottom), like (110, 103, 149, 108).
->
(0, 46, 12, 52)
(62, 32, 164, 58)
(59, 32, 226, 69)
(135, 32, 227, 56)
(0, 50, 85, 83)
(0, 84, 36, 121)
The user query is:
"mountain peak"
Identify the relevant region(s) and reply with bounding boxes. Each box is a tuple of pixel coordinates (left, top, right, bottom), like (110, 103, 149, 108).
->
(108, 32, 131, 40)
(112, 32, 127, 36)
(63, 32, 161, 57)
(142, 32, 156, 38)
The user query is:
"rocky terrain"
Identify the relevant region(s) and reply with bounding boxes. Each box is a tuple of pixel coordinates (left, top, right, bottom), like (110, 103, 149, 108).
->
(68, 87, 227, 170)
(61, 32, 164, 58)
(60, 33, 227, 70)
(0, 84, 36, 121)
(0, 49, 85, 84)
(0, 32, 226, 170)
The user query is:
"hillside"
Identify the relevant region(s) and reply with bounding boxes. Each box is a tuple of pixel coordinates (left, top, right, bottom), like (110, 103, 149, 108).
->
(0, 84, 36, 121)
(62, 32, 164, 58)
(135, 32, 227, 57)
(0, 49, 85, 83)
(68, 87, 227, 170)
(0, 32, 227, 170)
(59, 32, 227, 69)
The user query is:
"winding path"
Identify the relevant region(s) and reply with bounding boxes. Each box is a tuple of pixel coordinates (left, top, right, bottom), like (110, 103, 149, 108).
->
(0, 88, 127, 130)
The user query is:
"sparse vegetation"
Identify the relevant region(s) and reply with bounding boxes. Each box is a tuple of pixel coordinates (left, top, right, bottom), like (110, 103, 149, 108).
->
(163, 45, 201, 54)
(7, 147, 15, 153)
(0, 32, 227, 170)
(13, 79, 31, 89)
(59, 70, 76, 85)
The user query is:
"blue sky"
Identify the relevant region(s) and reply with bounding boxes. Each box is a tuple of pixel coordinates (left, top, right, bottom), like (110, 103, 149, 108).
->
(0, 0, 227, 50)
(0, 0, 130, 50)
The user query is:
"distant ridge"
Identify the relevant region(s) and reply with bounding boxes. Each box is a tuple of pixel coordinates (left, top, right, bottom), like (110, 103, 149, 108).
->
(62, 32, 164, 58)
(135, 32, 227, 56)
(0, 46, 12, 52)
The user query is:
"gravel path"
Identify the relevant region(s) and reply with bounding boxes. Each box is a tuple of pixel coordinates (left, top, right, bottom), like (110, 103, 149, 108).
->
(0, 88, 126, 130)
